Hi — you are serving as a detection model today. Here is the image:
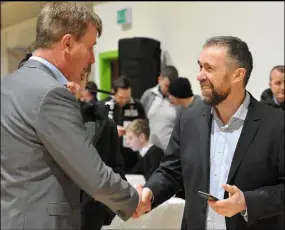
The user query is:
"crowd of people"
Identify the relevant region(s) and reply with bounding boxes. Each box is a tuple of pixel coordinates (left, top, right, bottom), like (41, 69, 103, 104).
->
(1, 2, 284, 230)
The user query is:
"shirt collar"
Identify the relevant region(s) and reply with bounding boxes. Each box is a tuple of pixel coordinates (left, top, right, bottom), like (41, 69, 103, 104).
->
(211, 91, 250, 125)
(139, 142, 153, 157)
(273, 96, 280, 105)
(29, 56, 68, 86)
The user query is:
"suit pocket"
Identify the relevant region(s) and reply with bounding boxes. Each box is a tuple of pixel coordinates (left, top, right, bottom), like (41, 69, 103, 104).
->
(48, 202, 77, 217)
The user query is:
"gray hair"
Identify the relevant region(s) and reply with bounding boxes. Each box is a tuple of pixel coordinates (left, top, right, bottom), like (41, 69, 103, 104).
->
(34, 1, 102, 49)
(203, 36, 253, 86)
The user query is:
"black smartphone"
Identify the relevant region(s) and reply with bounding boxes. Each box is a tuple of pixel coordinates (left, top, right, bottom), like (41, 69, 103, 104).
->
(197, 191, 219, 201)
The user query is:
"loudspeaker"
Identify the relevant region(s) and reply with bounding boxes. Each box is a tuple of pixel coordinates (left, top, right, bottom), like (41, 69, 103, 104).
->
(118, 37, 161, 99)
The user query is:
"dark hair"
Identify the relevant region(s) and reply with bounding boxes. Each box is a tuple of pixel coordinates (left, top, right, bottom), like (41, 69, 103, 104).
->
(160, 65, 179, 82)
(18, 53, 33, 69)
(270, 65, 284, 80)
(112, 76, 131, 93)
(203, 36, 253, 86)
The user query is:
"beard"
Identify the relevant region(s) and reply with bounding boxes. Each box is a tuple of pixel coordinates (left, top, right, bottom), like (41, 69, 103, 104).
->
(200, 80, 231, 106)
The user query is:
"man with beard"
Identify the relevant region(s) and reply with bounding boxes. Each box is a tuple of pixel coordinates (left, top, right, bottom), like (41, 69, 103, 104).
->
(133, 36, 284, 230)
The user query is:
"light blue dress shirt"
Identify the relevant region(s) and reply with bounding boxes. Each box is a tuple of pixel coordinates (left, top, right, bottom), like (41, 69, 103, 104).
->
(206, 91, 250, 230)
(29, 56, 68, 86)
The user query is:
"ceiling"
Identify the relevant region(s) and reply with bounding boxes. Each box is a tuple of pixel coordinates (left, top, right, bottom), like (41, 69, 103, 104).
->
(1, 1, 99, 28)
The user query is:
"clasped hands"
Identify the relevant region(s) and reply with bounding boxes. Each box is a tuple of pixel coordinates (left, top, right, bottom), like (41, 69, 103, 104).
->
(132, 184, 153, 218)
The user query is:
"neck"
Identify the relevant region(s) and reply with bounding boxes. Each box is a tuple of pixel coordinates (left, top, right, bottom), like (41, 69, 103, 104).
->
(140, 140, 150, 150)
(214, 89, 246, 125)
(33, 49, 71, 81)
(181, 96, 194, 107)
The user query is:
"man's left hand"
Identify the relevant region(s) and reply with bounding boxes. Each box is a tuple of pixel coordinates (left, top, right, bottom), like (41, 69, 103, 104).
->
(208, 184, 247, 217)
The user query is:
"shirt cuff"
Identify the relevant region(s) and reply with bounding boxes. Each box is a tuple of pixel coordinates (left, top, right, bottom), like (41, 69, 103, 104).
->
(240, 208, 248, 222)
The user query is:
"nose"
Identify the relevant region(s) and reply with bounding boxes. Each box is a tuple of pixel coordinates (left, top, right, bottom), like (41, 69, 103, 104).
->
(197, 72, 206, 82)
(89, 49, 95, 64)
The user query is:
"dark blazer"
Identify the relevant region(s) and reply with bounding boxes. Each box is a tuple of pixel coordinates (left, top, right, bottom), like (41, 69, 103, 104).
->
(79, 102, 126, 230)
(145, 94, 284, 230)
(132, 145, 164, 180)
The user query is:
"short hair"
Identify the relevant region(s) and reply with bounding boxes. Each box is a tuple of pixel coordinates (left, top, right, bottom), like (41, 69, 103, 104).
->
(112, 76, 131, 93)
(34, 2, 102, 50)
(270, 65, 284, 80)
(126, 119, 150, 140)
(160, 65, 179, 82)
(203, 36, 253, 86)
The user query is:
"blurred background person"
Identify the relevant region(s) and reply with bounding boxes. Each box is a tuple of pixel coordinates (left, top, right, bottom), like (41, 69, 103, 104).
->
(125, 119, 164, 180)
(168, 77, 201, 108)
(260, 65, 284, 111)
(141, 65, 179, 151)
(101, 76, 147, 173)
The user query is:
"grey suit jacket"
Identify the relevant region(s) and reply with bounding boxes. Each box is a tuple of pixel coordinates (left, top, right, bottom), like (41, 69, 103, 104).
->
(1, 60, 139, 230)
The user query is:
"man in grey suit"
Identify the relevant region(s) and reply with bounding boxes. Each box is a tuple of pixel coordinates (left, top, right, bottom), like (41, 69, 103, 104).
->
(1, 2, 140, 229)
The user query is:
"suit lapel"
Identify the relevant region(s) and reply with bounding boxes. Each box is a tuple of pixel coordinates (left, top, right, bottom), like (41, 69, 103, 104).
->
(227, 96, 261, 184)
(199, 105, 212, 192)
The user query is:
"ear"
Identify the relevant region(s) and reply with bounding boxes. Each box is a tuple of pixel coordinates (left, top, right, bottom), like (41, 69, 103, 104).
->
(60, 34, 74, 54)
(233, 68, 246, 84)
(139, 133, 145, 142)
(158, 76, 163, 84)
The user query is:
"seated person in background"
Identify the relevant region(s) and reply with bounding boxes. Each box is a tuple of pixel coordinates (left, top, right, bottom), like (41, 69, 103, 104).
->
(80, 80, 98, 105)
(67, 67, 125, 230)
(125, 119, 164, 181)
(101, 76, 147, 173)
(260, 65, 284, 111)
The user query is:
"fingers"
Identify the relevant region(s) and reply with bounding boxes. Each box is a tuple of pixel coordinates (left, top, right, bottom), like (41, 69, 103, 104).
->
(222, 184, 238, 194)
(132, 186, 153, 219)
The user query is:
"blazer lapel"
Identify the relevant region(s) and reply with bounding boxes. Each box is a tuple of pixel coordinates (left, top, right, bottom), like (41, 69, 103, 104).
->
(227, 96, 261, 184)
(199, 105, 212, 192)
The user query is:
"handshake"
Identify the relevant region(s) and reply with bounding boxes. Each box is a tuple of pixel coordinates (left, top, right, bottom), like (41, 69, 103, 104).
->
(132, 184, 153, 219)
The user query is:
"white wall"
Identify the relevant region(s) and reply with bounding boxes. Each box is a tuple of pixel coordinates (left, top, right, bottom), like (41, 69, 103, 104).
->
(1, 17, 37, 76)
(94, 1, 284, 99)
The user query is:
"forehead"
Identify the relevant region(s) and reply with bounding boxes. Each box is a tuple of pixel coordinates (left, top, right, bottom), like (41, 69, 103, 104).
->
(161, 77, 170, 84)
(271, 69, 284, 81)
(116, 88, 131, 95)
(198, 45, 228, 66)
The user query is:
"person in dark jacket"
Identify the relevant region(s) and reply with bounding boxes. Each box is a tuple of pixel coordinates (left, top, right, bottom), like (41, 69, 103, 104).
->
(125, 119, 164, 181)
(101, 76, 147, 173)
(69, 66, 126, 230)
(260, 65, 284, 111)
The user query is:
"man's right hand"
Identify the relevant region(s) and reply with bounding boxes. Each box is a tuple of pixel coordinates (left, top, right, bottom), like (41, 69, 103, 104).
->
(133, 184, 153, 218)
(117, 126, 126, 137)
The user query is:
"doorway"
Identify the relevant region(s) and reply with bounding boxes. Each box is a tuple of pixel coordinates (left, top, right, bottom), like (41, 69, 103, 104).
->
(98, 50, 119, 100)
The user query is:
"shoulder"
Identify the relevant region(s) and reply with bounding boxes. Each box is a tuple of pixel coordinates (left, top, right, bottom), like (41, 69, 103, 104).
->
(149, 145, 165, 154)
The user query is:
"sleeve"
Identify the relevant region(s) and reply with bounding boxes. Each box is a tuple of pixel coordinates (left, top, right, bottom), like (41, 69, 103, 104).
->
(243, 128, 284, 225)
(35, 86, 139, 221)
(144, 111, 184, 209)
(105, 118, 126, 180)
(140, 90, 149, 109)
(136, 101, 147, 120)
